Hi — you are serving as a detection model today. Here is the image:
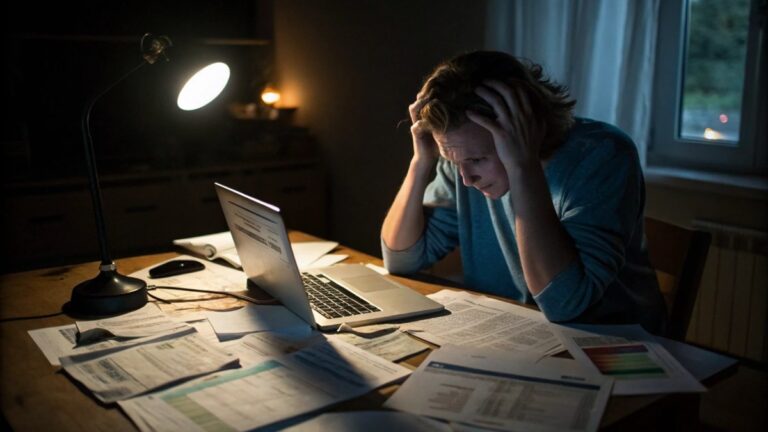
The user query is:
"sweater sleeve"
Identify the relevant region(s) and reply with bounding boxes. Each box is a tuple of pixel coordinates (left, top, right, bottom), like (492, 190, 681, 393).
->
(382, 159, 460, 274)
(533, 137, 644, 322)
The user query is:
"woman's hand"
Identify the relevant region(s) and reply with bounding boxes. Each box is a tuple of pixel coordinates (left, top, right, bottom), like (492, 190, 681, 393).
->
(381, 95, 441, 252)
(408, 96, 440, 168)
(466, 80, 543, 172)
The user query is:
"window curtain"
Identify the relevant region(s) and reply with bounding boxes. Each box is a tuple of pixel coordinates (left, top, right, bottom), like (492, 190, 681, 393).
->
(485, 0, 660, 166)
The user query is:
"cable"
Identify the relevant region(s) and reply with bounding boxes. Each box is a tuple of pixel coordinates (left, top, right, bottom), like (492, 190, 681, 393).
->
(1, 287, 277, 322)
(147, 285, 279, 305)
(0, 311, 65, 323)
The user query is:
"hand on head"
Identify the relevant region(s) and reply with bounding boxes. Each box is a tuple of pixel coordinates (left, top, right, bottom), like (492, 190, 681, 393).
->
(466, 80, 543, 171)
(408, 96, 440, 167)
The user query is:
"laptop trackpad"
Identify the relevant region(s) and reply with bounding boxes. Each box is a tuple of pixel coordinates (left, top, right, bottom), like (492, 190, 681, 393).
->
(341, 275, 397, 293)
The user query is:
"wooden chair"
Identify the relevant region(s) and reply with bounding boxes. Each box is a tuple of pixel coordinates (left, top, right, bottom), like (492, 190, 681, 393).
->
(644, 217, 712, 341)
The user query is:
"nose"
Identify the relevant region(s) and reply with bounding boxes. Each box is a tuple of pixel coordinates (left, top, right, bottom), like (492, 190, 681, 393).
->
(459, 164, 481, 187)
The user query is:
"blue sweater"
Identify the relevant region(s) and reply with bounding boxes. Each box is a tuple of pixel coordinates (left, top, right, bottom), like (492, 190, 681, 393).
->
(382, 118, 667, 334)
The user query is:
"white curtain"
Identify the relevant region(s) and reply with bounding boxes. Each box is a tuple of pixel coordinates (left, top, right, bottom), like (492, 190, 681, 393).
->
(485, 0, 660, 166)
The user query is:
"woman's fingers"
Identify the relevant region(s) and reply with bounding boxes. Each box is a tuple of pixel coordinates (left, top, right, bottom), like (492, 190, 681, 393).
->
(474, 85, 512, 125)
(477, 81, 537, 144)
(481, 80, 520, 121)
(514, 86, 533, 117)
(409, 97, 429, 123)
(466, 110, 504, 139)
(410, 119, 440, 162)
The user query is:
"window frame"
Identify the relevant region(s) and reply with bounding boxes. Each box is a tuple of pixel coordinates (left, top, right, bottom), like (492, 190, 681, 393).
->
(648, 0, 767, 175)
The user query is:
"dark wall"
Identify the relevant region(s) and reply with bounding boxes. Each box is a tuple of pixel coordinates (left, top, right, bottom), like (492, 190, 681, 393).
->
(0, 1, 285, 271)
(2, 0, 273, 182)
(274, 0, 488, 256)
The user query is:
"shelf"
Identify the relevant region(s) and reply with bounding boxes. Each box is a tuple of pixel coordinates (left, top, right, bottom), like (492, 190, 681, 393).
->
(11, 33, 271, 46)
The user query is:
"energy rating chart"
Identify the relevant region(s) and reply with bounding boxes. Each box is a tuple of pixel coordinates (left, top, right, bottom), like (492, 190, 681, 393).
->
(581, 344, 667, 379)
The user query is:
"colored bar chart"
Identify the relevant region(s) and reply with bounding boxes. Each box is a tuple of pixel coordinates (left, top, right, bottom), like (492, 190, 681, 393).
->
(582, 344, 667, 379)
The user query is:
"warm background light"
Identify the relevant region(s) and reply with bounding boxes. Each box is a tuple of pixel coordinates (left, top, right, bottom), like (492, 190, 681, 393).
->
(177, 62, 230, 111)
(261, 87, 281, 105)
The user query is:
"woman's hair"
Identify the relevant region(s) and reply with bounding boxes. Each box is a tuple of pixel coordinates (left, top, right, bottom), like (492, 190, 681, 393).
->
(418, 51, 576, 156)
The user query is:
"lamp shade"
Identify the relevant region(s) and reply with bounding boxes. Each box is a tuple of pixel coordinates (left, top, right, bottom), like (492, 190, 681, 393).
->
(177, 62, 230, 111)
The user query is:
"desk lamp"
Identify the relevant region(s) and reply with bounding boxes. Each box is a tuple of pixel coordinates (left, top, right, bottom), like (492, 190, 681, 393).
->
(67, 33, 230, 317)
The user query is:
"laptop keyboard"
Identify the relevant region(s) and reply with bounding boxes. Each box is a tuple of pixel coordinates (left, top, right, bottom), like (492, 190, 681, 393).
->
(302, 273, 380, 319)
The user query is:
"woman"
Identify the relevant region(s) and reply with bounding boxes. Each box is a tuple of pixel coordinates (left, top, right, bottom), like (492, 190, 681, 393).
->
(381, 51, 667, 334)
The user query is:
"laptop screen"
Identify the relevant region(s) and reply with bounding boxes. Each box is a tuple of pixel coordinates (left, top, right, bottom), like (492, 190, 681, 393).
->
(215, 183, 316, 326)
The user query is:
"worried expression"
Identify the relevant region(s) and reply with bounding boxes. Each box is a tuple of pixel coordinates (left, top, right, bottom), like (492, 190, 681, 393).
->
(433, 122, 510, 199)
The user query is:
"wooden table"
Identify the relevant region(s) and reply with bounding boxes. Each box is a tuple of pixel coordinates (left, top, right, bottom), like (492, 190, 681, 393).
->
(0, 232, 713, 431)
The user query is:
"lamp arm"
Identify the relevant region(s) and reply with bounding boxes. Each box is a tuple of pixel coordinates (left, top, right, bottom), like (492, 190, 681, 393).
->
(81, 60, 147, 266)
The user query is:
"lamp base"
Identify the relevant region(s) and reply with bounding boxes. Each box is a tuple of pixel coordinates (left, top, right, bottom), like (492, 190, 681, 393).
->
(66, 267, 148, 317)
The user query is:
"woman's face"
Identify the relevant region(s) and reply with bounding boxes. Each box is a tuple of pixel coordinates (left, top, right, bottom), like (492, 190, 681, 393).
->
(433, 121, 510, 199)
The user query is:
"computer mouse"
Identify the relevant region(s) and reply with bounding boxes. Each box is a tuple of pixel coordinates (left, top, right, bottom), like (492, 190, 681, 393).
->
(148, 260, 205, 278)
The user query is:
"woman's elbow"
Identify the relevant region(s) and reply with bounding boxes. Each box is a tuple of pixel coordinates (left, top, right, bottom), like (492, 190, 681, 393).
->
(534, 266, 600, 322)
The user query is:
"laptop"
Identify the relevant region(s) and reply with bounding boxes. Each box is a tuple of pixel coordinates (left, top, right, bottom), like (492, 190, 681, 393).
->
(215, 183, 444, 330)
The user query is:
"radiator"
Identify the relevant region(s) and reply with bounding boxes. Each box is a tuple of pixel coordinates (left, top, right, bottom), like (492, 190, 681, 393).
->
(687, 220, 768, 363)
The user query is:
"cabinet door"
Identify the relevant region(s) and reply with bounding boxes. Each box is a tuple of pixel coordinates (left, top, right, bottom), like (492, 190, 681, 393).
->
(179, 170, 243, 237)
(3, 189, 98, 270)
(255, 166, 327, 236)
(101, 178, 185, 253)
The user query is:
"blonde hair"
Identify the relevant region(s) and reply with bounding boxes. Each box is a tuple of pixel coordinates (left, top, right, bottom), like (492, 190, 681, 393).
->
(418, 51, 576, 156)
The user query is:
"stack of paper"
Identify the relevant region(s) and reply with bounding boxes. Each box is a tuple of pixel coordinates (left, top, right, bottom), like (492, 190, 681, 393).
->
(173, 231, 348, 270)
(552, 324, 708, 395)
(204, 302, 312, 341)
(29, 324, 195, 367)
(283, 411, 451, 432)
(401, 289, 563, 357)
(385, 345, 612, 432)
(329, 326, 430, 362)
(62, 333, 239, 403)
(218, 331, 326, 368)
(76, 303, 192, 344)
(118, 338, 412, 431)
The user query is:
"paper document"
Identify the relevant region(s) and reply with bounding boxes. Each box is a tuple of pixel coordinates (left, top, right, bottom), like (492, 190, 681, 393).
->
(76, 303, 191, 343)
(186, 319, 220, 345)
(365, 263, 389, 275)
(205, 302, 312, 341)
(401, 289, 562, 356)
(173, 231, 241, 267)
(385, 345, 612, 432)
(28, 324, 194, 367)
(284, 411, 452, 432)
(330, 330, 430, 362)
(654, 335, 736, 382)
(61, 333, 239, 403)
(220, 331, 325, 367)
(292, 241, 340, 269)
(554, 324, 706, 395)
(118, 338, 412, 431)
(173, 231, 343, 270)
(305, 253, 348, 269)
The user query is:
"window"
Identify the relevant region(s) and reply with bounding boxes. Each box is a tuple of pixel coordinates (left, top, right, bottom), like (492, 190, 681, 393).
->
(649, 0, 766, 174)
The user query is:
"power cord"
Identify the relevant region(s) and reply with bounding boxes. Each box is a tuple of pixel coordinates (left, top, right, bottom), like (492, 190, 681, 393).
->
(147, 285, 279, 305)
(0, 286, 277, 322)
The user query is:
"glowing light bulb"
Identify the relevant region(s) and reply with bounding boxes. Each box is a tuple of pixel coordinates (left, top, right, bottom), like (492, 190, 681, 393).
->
(719, 113, 729, 123)
(261, 87, 281, 105)
(177, 62, 230, 111)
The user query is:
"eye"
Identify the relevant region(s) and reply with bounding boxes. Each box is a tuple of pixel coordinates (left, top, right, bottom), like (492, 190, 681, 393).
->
(469, 158, 484, 164)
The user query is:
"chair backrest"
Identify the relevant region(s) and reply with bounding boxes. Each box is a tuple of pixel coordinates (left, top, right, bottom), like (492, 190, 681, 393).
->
(644, 217, 712, 341)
